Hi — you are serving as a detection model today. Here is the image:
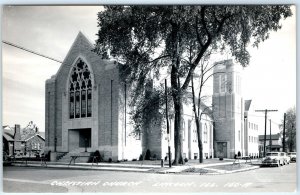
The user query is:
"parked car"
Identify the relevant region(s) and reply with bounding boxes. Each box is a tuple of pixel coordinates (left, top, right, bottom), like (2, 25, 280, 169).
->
(261, 152, 284, 167)
(281, 152, 290, 165)
(288, 152, 296, 162)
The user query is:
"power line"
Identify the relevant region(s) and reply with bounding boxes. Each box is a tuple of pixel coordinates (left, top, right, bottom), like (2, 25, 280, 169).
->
(2, 40, 63, 63)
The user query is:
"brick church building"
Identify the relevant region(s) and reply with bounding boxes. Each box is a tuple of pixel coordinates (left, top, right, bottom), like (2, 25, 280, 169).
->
(45, 32, 259, 161)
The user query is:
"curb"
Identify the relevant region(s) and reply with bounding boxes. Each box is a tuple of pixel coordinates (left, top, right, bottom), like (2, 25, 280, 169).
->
(163, 164, 260, 175)
(204, 165, 260, 175)
(10, 161, 261, 175)
(11, 163, 152, 173)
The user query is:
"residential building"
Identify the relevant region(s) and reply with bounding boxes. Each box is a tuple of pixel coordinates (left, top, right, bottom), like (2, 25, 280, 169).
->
(259, 133, 282, 156)
(2, 125, 45, 157)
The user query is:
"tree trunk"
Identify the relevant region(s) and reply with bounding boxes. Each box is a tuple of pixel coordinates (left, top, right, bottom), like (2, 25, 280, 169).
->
(170, 64, 184, 165)
(195, 117, 203, 163)
(191, 74, 204, 163)
(172, 95, 184, 165)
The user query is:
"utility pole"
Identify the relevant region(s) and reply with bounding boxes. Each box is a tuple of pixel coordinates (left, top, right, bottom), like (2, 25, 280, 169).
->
(165, 79, 172, 167)
(269, 119, 272, 152)
(255, 109, 278, 157)
(282, 113, 286, 152)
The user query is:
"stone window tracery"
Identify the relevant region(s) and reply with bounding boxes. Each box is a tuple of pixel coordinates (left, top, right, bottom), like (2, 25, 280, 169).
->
(69, 59, 92, 119)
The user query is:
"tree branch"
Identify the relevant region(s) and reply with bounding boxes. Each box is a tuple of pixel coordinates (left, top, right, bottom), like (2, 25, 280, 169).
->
(195, 16, 204, 47)
(149, 55, 170, 63)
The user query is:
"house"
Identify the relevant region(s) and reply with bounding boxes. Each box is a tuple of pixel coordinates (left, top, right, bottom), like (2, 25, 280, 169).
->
(3, 126, 15, 156)
(23, 133, 45, 157)
(259, 133, 282, 156)
(2, 125, 46, 157)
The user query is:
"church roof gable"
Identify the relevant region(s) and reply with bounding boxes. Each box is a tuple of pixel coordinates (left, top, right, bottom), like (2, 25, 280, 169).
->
(54, 32, 119, 81)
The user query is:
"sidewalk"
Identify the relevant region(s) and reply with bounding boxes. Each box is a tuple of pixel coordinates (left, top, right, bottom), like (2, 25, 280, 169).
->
(10, 160, 159, 173)
(9, 158, 261, 174)
(157, 158, 261, 174)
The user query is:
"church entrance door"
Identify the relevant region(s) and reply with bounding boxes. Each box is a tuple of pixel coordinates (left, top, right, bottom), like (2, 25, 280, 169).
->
(217, 142, 227, 158)
(68, 128, 91, 152)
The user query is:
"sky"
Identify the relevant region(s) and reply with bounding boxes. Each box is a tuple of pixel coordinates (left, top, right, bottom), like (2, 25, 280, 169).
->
(2, 6, 296, 135)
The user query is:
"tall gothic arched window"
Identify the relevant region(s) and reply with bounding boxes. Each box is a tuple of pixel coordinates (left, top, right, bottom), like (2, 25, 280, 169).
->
(69, 59, 92, 119)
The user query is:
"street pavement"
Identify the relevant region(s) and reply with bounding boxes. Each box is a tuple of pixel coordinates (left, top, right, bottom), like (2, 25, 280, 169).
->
(3, 162, 297, 192)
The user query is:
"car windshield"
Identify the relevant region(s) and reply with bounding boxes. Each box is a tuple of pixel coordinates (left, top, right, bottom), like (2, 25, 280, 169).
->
(288, 152, 296, 155)
(266, 153, 278, 156)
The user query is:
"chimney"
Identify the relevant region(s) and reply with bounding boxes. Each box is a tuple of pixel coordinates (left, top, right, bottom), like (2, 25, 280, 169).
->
(14, 124, 22, 153)
(14, 124, 21, 140)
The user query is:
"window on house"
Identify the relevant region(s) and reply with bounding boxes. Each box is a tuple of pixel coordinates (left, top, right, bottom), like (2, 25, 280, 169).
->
(69, 59, 92, 119)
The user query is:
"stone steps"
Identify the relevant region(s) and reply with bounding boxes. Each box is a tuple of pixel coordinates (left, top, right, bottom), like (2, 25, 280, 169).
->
(57, 149, 92, 163)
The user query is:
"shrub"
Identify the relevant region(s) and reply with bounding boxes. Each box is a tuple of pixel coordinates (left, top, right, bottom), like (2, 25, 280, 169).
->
(93, 150, 103, 163)
(152, 154, 157, 159)
(184, 158, 188, 163)
(132, 158, 137, 161)
(45, 151, 51, 161)
(145, 149, 151, 160)
(108, 158, 112, 163)
(138, 154, 143, 161)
